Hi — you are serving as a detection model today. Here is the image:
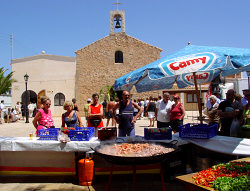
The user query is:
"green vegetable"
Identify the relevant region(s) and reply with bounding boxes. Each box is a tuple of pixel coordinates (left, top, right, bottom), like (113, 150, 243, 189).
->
(212, 175, 250, 191)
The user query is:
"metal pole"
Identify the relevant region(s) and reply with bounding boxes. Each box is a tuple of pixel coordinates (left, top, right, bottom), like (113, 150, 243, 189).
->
(10, 33, 13, 62)
(248, 76, 250, 89)
(246, 72, 250, 89)
(199, 83, 202, 105)
(25, 81, 29, 123)
(193, 72, 203, 124)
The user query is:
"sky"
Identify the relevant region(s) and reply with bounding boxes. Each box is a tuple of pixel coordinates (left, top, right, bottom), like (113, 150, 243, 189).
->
(0, 0, 249, 76)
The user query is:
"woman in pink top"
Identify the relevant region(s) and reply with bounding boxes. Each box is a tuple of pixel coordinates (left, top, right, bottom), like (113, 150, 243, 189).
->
(170, 95, 185, 133)
(33, 96, 54, 135)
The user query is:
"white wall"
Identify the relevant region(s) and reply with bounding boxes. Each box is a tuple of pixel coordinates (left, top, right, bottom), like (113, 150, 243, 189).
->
(11, 54, 76, 117)
(0, 94, 12, 108)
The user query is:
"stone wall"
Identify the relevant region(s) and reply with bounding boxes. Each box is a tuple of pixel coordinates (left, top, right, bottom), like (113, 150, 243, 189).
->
(75, 33, 162, 116)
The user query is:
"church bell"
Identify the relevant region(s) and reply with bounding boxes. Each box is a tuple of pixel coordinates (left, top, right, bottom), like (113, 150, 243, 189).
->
(114, 15, 121, 29)
(115, 20, 121, 28)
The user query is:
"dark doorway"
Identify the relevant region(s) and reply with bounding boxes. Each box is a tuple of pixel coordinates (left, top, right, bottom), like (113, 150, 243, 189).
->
(21, 90, 37, 104)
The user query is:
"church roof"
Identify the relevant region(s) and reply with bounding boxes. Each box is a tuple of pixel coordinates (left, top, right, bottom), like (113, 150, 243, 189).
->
(12, 54, 75, 64)
(75, 33, 162, 53)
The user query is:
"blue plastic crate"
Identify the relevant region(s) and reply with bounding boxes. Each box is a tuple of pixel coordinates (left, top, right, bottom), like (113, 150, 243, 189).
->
(69, 127, 94, 141)
(178, 123, 218, 139)
(38, 128, 60, 140)
(144, 127, 172, 140)
(75, 127, 85, 131)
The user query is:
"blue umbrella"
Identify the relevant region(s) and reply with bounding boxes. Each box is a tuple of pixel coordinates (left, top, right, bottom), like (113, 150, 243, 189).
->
(114, 45, 250, 93)
(114, 45, 250, 123)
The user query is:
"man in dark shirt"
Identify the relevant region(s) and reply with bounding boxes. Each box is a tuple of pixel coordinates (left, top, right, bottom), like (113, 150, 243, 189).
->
(102, 99, 107, 118)
(112, 91, 142, 136)
(217, 89, 243, 136)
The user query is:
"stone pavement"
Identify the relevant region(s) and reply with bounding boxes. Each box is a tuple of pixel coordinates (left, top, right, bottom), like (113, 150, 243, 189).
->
(0, 111, 204, 191)
(0, 111, 205, 137)
(0, 174, 187, 191)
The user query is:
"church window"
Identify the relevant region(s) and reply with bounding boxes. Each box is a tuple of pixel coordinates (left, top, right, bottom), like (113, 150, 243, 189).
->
(54, 93, 65, 106)
(115, 51, 123, 63)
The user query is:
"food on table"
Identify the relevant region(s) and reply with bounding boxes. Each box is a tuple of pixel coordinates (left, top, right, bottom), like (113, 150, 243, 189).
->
(61, 127, 75, 135)
(97, 143, 174, 157)
(58, 132, 71, 143)
(192, 161, 250, 191)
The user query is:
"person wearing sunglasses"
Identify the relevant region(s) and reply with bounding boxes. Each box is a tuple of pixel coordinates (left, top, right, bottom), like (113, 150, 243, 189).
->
(238, 89, 250, 138)
(33, 95, 54, 136)
(62, 100, 82, 128)
(170, 94, 185, 133)
(112, 91, 143, 137)
(146, 96, 156, 127)
(87, 93, 104, 136)
(241, 89, 248, 106)
(207, 95, 220, 126)
(217, 89, 243, 136)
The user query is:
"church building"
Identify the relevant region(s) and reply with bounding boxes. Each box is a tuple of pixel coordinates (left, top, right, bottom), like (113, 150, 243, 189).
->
(74, 6, 162, 114)
(11, 4, 162, 117)
(12, 3, 240, 116)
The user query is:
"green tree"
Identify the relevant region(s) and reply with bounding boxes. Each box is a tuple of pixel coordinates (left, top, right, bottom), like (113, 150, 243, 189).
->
(99, 85, 117, 102)
(0, 67, 16, 94)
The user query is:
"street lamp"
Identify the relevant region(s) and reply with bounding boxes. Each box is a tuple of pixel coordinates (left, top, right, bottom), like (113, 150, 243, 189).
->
(24, 73, 29, 123)
(247, 71, 250, 89)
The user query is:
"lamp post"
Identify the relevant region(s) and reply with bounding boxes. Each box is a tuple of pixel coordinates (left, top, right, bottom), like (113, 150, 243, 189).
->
(24, 73, 29, 123)
(247, 71, 250, 89)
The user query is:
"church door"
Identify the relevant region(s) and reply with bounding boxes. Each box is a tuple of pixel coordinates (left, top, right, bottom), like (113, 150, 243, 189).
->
(37, 90, 46, 108)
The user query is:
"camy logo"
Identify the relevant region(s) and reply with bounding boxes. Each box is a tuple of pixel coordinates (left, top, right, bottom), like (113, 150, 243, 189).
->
(159, 52, 217, 76)
(126, 77, 131, 83)
(153, 85, 158, 89)
(169, 57, 206, 71)
(180, 71, 216, 86)
(185, 72, 209, 82)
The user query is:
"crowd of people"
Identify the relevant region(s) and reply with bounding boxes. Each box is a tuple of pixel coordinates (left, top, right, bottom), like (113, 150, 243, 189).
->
(2, 88, 247, 139)
(0, 98, 43, 125)
(0, 100, 26, 124)
(206, 88, 249, 137)
(28, 91, 186, 137)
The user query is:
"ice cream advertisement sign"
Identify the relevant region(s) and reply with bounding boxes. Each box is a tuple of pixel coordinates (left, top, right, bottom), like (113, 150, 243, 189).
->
(158, 52, 217, 77)
(178, 71, 216, 86)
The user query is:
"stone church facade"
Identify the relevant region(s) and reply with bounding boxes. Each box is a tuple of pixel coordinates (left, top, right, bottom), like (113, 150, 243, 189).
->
(10, 6, 243, 117)
(75, 9, 162, 115)
(10, 8, 162, 117)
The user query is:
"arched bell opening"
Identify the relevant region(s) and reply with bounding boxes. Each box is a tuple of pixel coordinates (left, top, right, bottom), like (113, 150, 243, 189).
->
(114, 14, 122, 30)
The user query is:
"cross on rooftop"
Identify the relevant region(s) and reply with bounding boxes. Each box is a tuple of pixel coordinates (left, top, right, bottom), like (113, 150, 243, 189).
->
(113, 0, 122, 10)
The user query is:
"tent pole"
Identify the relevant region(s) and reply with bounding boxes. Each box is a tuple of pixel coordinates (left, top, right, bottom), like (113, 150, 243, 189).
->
(193, 72, 203, 124)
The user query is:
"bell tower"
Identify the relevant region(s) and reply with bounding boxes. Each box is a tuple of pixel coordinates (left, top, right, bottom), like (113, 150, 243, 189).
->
(110, 0, 125, 34)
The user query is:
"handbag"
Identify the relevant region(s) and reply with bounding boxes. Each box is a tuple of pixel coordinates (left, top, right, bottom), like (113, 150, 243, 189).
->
(89, 119, 102, 127)
(230, 118, 239, 137)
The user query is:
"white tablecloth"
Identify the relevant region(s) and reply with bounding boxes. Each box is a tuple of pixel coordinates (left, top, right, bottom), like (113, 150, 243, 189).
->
(0, 137, 100, 152)
(175, 133, 250, 156)
(0, 135, 249, 156)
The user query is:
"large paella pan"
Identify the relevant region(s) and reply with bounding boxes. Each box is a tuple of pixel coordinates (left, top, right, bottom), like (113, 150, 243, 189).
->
(94, 140, 178, 166)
